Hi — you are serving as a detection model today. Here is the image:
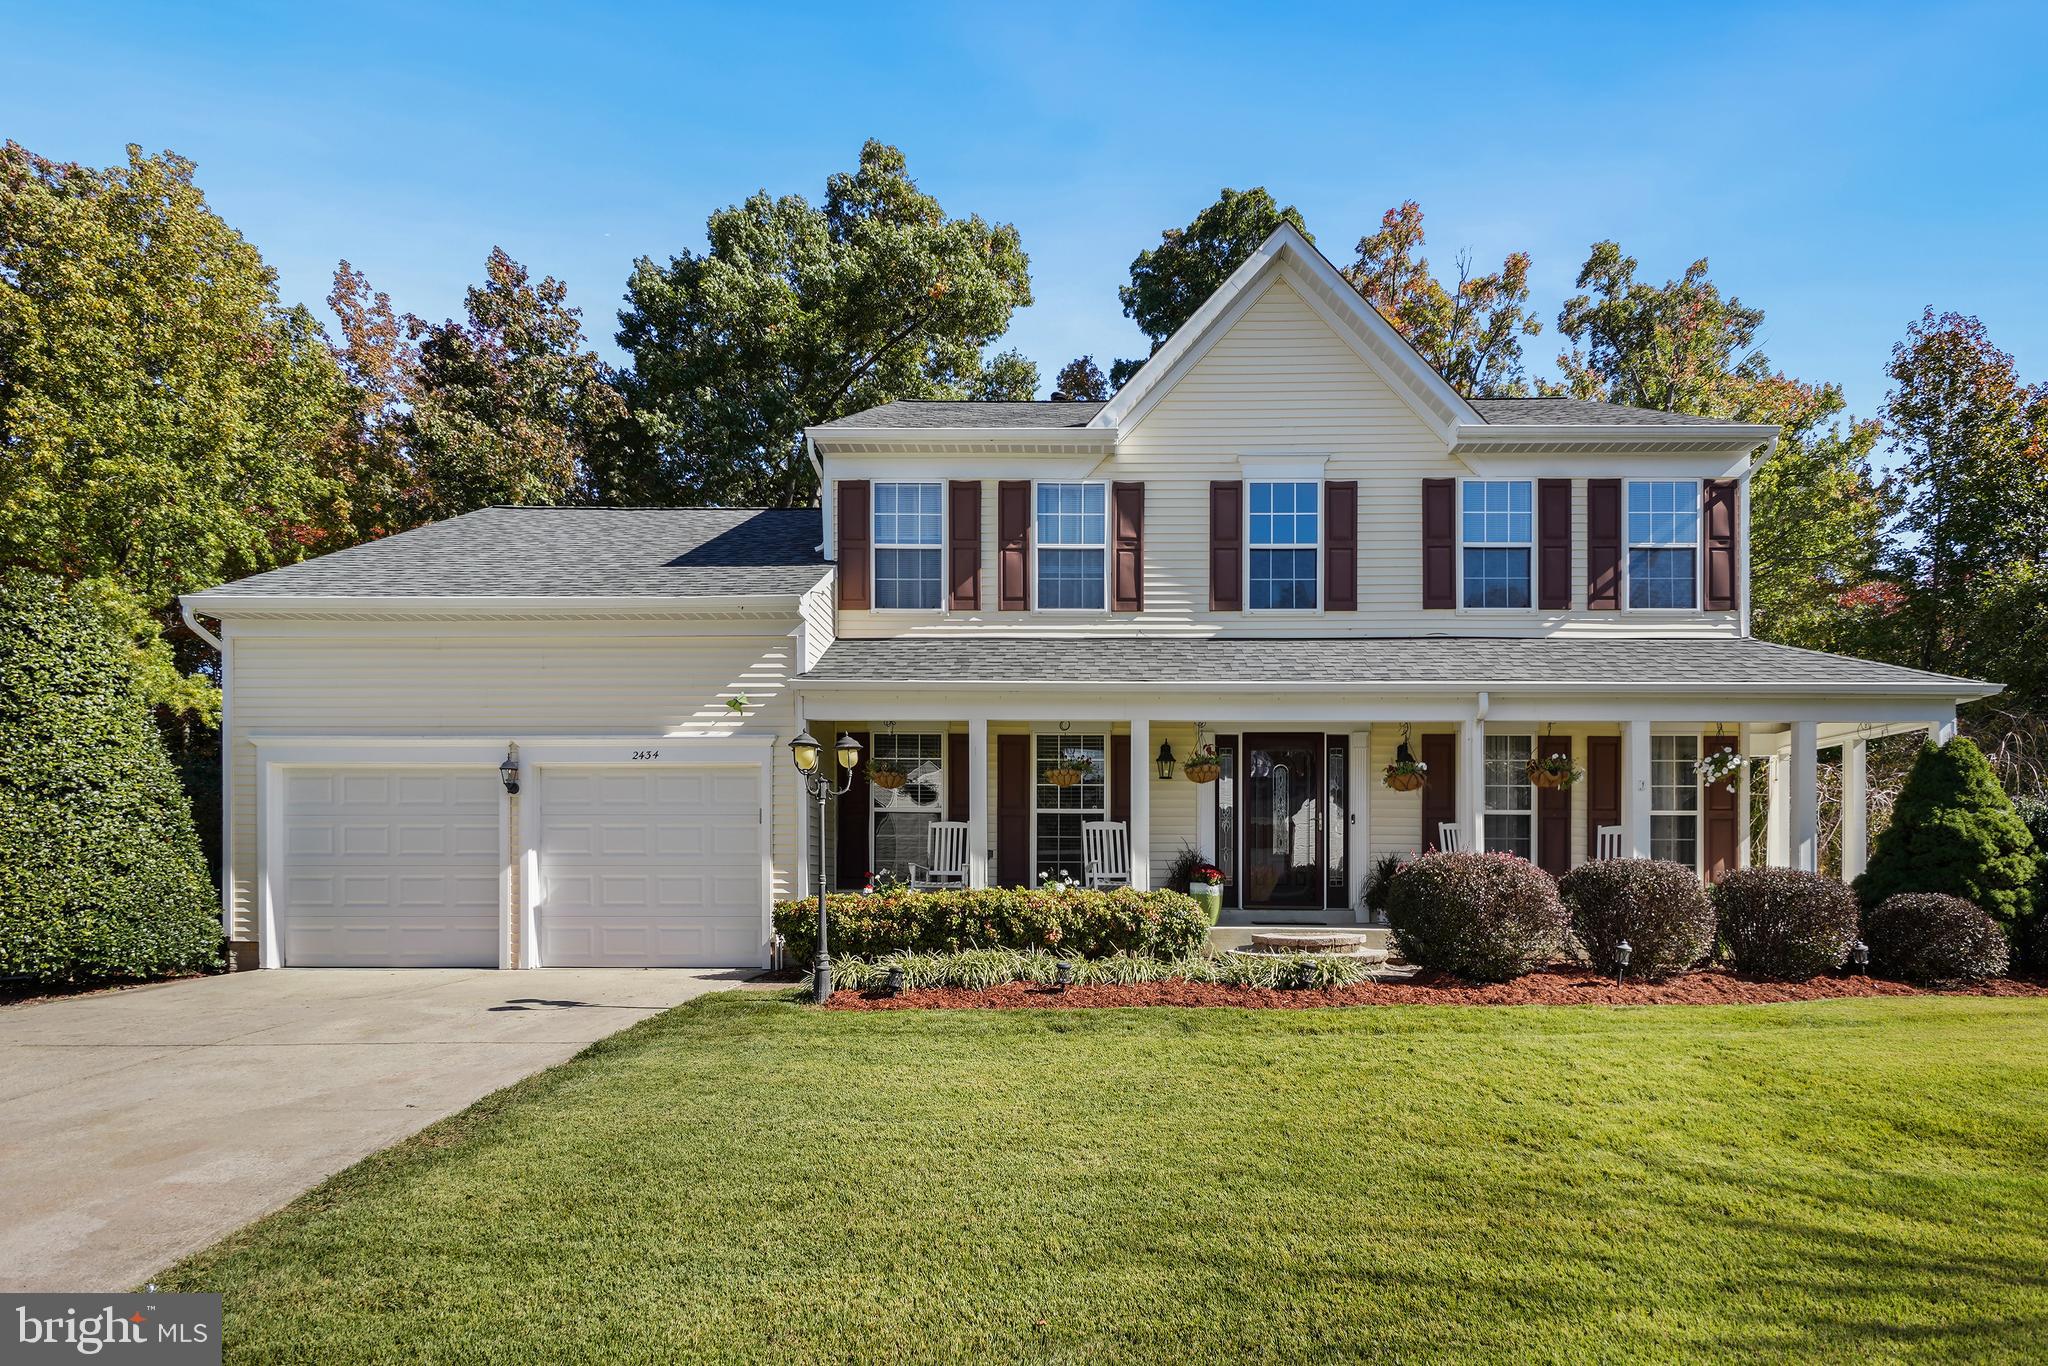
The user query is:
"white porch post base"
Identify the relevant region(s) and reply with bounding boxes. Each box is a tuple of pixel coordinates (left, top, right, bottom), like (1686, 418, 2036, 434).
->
(1789, 721, 1819, 873)
(1623, 720, 1652, 859)
(1841, 737, 1868, 883)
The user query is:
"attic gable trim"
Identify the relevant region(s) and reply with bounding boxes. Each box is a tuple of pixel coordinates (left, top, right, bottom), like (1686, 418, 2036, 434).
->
(1092, 221, 1482, 441)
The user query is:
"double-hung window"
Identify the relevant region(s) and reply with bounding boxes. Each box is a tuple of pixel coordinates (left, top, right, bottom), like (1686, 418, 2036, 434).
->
(1034, 731, 1107, 881)
(1651, 735, 1701, 868)
(869, 731, 945, 882)
(1462, 480, 1533, 608)
(1482, 734, 1535, 858)
(1627, 480, 1700, 609)
(1036, 482, 1106, 610)
(1248, 480, 1319, 610)
(872, 482, 943, 610)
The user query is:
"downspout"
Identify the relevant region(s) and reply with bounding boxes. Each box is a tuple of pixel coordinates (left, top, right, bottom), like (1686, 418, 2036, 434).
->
(180, 599, 224, 651)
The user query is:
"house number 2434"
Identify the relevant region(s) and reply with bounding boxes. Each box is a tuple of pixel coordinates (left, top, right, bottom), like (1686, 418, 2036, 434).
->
(631, 749, 661, 761)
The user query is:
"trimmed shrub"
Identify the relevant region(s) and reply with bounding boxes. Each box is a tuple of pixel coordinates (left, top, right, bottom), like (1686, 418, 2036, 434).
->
(825, 948, 1375, 993)
(1864, 893, 2009, 984)
(774, 885, 1208, 962)
(1384, 851, 1568, 983)
(1711, 868, 1858, 979)
(1559, 859, 1715, 980)
(1856, 739, 2039, 934)
(0, 571, 222, 986)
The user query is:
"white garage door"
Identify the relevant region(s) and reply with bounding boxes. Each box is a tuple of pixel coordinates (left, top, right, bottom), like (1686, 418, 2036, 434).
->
(537, 766, 764, 967)
(281, 767, 500, 967)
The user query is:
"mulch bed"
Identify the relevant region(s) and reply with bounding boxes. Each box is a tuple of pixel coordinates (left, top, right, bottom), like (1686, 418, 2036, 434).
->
(827, 966, 2048, 1011)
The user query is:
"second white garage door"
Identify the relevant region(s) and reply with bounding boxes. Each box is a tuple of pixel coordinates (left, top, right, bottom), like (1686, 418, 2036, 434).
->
(536, 766, 764, 967)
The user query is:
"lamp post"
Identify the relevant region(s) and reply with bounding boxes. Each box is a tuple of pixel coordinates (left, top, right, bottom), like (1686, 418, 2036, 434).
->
(789, 728, 863, 1003)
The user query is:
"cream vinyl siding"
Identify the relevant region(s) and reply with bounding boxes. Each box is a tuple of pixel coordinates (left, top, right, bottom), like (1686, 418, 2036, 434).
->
(831, 277, 1737, 639)
(798, 577, 836, 671)
(224, 621, 802, 946)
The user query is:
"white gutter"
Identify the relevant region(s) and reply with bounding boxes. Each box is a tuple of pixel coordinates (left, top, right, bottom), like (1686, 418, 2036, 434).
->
(792, 675, 2001, 699)
(180, 599, 224, 650)
(1452, 422, 1779, 446)
(180, 588, 827, 615)
(806, 426, 1115, 449)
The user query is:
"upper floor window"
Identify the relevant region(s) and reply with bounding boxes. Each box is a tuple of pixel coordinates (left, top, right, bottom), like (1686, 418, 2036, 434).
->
(873, 482, 943, 610)
(1249, 480, 1318, 610)
(1036, 482, 1106, 610)
(1462, 480, 1532, 609)
(1627, 480, 1699, 609)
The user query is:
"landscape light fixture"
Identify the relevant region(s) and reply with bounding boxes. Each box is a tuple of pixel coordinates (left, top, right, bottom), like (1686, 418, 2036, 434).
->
(789, 730, 863, 1002)
(1055, 959, 1074, 990)
(1850, 940, 1870, 975)
(887, 965, 906, 996)
(499, 745, 520, 795)
(1156, 740, 1176, 781)
(1614, 939, 1632, 985)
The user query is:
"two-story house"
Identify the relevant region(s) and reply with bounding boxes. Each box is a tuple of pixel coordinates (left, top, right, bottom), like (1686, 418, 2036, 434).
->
(183, 224, 1996, 969)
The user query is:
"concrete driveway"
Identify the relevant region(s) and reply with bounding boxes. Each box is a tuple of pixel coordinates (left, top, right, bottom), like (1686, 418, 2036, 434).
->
(0, 967, 741, 1292)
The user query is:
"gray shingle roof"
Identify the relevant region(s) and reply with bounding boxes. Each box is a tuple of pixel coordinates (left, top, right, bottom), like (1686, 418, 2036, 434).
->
(814, 400, 1109, 430)
(1467, 398, 1732, 426)
(198, 507, 827, 599)
(802, 636, 1991, 693)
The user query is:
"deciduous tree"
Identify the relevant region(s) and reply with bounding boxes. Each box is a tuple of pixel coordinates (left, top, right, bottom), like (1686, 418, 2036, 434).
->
(1345, 201, 1541, 397)
(1054, 355, 1109, 401)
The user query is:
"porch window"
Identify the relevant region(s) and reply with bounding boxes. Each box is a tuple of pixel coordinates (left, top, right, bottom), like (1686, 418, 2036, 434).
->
(870, 731, 945, 881)
(1482, 733, 1535, 858)
(1461, 480, 1533, 608)
(1035, 482, 1107, 610)
(873, 482, 943, 610)
(1034, 730, 1107, 882)
(1248, 481, 1319, 610)
(1627, 480, 1699, 609)
(1651, 734, 1700, 868)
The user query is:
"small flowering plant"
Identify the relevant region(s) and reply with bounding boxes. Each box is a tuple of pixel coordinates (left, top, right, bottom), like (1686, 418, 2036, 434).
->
(1695, 745, 1744, 791)
(1182, 744, 1222, 782)
(1037, 868, 1082, 892)
(1525, 752, 1584, 789)
(1383, 755, 1429, 791)
(1189, 859, 1225, 887)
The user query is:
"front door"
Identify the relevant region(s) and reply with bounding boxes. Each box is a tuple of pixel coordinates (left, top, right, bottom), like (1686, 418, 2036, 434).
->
(1240, 734, 1324, 910)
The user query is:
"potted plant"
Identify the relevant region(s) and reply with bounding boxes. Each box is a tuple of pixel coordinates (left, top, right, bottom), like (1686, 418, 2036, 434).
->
(1525, 752, 1584, 789)
(1186, 858, 1225, 924)
(1043, 753, 1098, 788)
(1695, 744, 1744, 793)
(1383, 742, 1428, 792)
(1183, 743, 1221, 784)
(868, 758, 911, 790)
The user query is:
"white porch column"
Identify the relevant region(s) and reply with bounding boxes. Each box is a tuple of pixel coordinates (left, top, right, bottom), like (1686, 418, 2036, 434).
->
(966, 716, 990, 888)
(1348, 729, 1372, 920)
(1765, 750, 1788, 866)
(1841, 736, 1869, 882)
(1458, 715, 1485, 851)
(1128, 717, 1151, 890)
(1789, 720, 1819, 873)
(1623, 720, 1652, 859)
(1736, 724, 1754, 870)
(1929, 713, 1958, 746)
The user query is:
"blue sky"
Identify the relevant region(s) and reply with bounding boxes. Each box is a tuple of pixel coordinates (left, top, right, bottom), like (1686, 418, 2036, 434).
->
(5, 1, 2045, 448)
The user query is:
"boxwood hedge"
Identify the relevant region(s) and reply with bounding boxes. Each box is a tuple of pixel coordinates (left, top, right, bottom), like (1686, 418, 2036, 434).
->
(773, 885, 1208, 962)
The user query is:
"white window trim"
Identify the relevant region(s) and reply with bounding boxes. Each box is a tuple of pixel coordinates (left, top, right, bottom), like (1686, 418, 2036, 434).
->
(1030, 726, 1109, 883)
(1621, 478, 1705, 615)
(1030, 479, 1110, 614)
(871, 480, 947, 615)
(1650, 732, 1704, 874)
(1480, 731, 1537, 859)
(1455, 475, 1536, 615)
(869, 730, 947, 882)
(1244, 477, 1324, 615)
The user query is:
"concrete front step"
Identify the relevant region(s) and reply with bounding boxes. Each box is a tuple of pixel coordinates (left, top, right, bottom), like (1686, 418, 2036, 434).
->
(1207, 924, 1392, 954)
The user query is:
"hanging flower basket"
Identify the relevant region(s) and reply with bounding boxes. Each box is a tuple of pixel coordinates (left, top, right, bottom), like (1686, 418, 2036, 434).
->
(1383, 761, 1428, 792)
(868, 761, 910, 790)
(1182, 744, 1221, 784)
(1526, 754, 1584, 790)
(1695, 745, 1744, 792)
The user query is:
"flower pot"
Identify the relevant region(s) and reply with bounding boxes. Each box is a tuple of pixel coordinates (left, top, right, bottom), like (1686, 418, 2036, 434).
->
(869, 770, 909, 790)
(1385, 769, 1425, 793)
(1045, 767, 1084, 788)
(1184, 762, 1220, 784)
(1527, 765, 1562, 790)
(1188, 882, 1223, 925)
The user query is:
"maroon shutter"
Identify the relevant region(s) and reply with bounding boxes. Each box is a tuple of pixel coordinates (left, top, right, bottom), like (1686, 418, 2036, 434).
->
(1422, 478, 1455, 609)
(1586, 735, 1621, 860)
(1420, 733, 1456, 851)
(946, 731, 970, 823)
(1111, 734, 1131, 825)
(833, 729, 870, 888)
(1112, 481, 1145, 613)
(998, 480, 1030, 611)
(1325, 480, 1358, 611)
(1587, 479, 1621, 611)
(997, 733, 1030, 886)
(1209, 481, 1242, 611)
(1538, 734, 1573, 877)
(1538, 478, 1573, 611)
(947, 480, 980, 611)
(835, 480, 870, 610)
(1704, 755, 1738, 881)
(1704, 479, 1738, 612)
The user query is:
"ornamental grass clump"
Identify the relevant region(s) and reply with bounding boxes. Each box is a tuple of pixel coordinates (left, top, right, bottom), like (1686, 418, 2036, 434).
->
(1559, 859, 1716, 980)
(1384, 850, 1568, 983)
(1863, 893, 2010, 985)
(774, 885, 1208, 962)
(1711, 868, 1859, 979)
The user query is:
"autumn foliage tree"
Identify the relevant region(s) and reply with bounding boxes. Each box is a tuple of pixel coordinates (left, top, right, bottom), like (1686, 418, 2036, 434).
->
(1054, 355, 1109, 401)
(1345, 200, 1541, 397)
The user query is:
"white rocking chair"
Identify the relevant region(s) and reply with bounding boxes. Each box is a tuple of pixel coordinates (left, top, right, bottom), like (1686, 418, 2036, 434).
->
(1436, 822, 1467, 854)
(1595, 825, 1623, 860)
(1082, 821, 1131, 889)
(909, 821, 970, 890)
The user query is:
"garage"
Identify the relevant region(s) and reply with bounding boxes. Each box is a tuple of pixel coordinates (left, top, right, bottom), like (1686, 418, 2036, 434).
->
(280, 766, 501, 967)
(535, 765, 765, 967)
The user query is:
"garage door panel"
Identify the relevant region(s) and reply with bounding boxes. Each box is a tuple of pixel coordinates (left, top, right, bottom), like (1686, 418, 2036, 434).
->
(281, 764, 499, 968)
(538, 763, 763, 968)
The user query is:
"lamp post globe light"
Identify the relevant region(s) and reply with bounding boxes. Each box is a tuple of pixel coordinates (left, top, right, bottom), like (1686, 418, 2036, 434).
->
(788, 729, 862, 1003)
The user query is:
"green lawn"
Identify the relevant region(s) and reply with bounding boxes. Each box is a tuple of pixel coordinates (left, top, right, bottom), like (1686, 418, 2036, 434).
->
(164, 994, 2048, 1363)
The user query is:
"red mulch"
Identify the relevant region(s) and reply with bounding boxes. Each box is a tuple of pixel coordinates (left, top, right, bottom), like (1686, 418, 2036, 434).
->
(826, 966, 2048, 1011)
